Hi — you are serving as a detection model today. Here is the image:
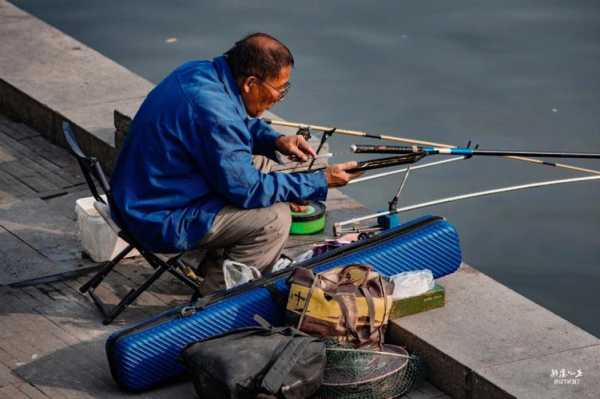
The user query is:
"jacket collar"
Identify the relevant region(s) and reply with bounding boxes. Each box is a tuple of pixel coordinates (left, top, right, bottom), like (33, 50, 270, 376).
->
(213, 55, 248, 119)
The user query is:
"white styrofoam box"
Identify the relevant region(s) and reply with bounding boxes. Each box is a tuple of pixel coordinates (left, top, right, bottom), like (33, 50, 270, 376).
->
(75, 196, 139, 262)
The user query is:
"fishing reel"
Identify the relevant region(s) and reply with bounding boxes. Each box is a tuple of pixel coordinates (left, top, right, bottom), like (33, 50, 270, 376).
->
(296, 126, 311, 141)
(290, 201, 327, 235)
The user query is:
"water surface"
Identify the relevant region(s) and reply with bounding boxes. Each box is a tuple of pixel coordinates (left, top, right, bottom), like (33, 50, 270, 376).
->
(11, 0, 600, 336)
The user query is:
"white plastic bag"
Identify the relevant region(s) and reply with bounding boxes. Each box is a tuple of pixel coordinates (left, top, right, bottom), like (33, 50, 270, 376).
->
(223, 260, 262, 289)
(292, 249, 314, 264)
(390, 269, 434, 299)
(271, 256, 294, 272)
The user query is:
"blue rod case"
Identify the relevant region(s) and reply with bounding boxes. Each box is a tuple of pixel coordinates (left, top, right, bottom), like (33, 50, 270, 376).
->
(106, 215, 462, 392)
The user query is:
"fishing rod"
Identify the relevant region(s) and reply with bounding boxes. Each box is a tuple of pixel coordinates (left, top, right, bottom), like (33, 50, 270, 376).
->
(351, 144, 600, 160)
(264, 118, 600, 175)
(333, 175, 600, 236)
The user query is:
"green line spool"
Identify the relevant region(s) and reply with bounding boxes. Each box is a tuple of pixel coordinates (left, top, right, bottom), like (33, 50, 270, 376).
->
(290, 201, 327, 235)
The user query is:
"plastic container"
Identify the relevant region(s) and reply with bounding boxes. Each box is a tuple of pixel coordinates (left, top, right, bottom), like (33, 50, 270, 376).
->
(75, 196, 138, 262)
(390, 269, 435, 300)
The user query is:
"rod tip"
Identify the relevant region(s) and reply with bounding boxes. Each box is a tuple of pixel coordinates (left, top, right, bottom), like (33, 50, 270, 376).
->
(350, 144, 358, 152)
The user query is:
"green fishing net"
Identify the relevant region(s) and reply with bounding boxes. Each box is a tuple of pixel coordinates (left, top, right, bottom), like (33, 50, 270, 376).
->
(314, 344, 425, 399)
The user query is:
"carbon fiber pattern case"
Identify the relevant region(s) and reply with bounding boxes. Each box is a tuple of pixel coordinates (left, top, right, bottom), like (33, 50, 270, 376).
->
(106, 216, 461, 391)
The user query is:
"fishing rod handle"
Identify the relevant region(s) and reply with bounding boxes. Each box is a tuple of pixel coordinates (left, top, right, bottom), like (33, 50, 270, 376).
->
(347, 153, 426, 173)
(298, 154, 425, 174)
(351, 144, 425, 154)
(351, 144, 456, 155)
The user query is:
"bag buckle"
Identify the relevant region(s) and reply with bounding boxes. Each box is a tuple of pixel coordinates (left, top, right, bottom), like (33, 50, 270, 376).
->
(180, 305, 197, 318)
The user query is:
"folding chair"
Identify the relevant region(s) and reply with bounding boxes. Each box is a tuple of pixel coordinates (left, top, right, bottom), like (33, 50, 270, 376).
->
(62, 122, 202, 324)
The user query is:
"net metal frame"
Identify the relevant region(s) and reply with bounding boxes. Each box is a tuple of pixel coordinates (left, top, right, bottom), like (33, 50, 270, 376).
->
(315, 344, 425, 399)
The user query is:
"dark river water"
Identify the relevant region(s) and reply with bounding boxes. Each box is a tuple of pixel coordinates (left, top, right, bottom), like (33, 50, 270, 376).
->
(11, 0, 600, 336)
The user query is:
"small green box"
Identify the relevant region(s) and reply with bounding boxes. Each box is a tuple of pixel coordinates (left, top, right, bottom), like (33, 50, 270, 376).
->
(390, 283, 445, 319)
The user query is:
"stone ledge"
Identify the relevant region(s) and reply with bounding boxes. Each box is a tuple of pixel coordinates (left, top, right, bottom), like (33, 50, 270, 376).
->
(388, 265, 599, 399)
(0, 0, 152, 173)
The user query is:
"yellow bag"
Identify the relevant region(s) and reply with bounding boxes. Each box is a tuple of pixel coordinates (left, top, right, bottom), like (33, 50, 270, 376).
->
(286, 264, 393, 348)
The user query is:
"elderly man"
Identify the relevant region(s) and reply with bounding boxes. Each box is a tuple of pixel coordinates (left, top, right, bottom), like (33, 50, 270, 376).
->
(111, 33, 359, 294)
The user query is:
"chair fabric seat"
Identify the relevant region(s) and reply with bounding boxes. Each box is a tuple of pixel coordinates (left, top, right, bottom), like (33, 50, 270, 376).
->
(93, 200, 174, 261)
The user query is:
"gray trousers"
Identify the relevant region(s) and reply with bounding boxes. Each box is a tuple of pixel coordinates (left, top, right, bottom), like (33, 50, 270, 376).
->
(185, 156, 292, 295)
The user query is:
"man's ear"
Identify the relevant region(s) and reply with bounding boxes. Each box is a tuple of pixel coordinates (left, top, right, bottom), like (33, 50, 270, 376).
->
(240, 76, 257, 94)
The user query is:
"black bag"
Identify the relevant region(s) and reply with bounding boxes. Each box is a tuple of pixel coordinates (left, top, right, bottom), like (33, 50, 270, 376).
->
(181, 320, 326, 399)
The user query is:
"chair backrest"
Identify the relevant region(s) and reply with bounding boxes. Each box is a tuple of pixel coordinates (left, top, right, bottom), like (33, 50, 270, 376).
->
(63, 122, 145, 248)
(62, 122, 111, 204)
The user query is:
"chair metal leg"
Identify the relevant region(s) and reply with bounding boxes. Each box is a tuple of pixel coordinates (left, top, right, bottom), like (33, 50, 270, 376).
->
(88, 288, 114, 319)
(80, 244, 135, 293)
(143, 253, 202, 292)
(102, 265, 169, 325)
(167, 263, 203, 291)
(190, 291, 202, 302)
(80, 245, 203, 324)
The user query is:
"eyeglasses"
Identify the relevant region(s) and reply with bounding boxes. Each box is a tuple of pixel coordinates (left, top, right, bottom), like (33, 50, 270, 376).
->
(260, 80, 291, 102)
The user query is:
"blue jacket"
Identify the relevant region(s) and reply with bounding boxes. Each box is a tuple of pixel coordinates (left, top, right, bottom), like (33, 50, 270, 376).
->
(110, 56, 328, 253)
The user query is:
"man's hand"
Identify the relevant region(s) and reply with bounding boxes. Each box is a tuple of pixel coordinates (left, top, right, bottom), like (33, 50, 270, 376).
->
(290, 201, 309, 213)
(275, 135, 316, 162)
(325, 161, 363, 187)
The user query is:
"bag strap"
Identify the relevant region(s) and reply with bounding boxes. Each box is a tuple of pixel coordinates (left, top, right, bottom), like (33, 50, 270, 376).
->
(317, 264, 372, 291)
(260, 336, 318, 394)
(338, 264, 372, 286)
(264, 282, 288, 309)
(296, 275, 319, 330)
(254, 314, 273, 329)
(359, 285, 377, 335)
(378, 275, 390, 348)
(332, 294, 359, 336)
(332, 293, 378, 346)
(254, 314, 309, 338)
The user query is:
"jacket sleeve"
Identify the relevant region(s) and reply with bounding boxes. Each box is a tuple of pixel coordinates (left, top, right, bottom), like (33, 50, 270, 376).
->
(245, 117, 282, 160)
(195, 116, 328, 209)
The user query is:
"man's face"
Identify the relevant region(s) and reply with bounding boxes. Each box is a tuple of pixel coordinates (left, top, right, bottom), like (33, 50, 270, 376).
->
(239, 65, 292, 117)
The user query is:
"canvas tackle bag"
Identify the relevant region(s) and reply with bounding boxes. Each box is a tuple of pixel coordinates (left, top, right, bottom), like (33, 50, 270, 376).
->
(286, 264, 394, 348)
(181, 321, 326, 399)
